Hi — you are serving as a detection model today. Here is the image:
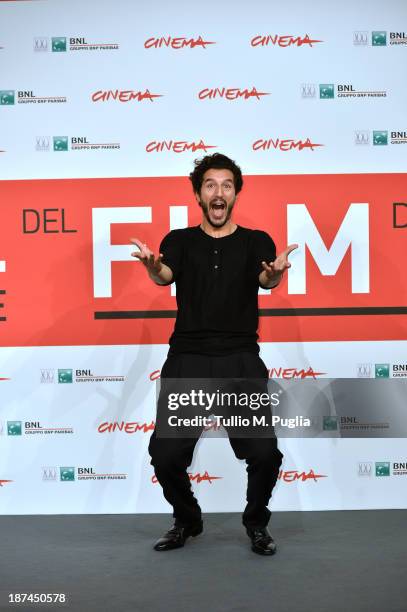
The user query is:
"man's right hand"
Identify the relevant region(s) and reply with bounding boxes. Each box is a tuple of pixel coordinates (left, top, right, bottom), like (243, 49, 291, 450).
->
(130, 238, 173, 285)
(130, 238, 163, 273)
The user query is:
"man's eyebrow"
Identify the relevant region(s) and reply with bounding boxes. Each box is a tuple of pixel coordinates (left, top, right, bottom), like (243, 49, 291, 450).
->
(203, 177, 233, 183)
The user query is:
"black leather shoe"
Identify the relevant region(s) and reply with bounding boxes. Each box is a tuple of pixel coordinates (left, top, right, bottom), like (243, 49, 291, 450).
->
(246, 527, 277, 555)
(153, 521, 203, 551)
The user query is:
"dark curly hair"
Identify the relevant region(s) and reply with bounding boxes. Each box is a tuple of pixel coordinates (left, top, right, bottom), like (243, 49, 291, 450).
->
(189, 153, 243, 195)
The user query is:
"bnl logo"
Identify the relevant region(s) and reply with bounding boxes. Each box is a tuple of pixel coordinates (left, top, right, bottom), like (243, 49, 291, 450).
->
(35, 137, 68, 152)
(355, 131, 388, 146)
(53, 137, 68, 151)
(52, 37, 67, 52)
(373, 131, 388, 146)
(375, 462, 390, 476)
(7, 421, 22, 436)
(58, 369, 73, 383)
(323, 416, 338, 431)
(0, 91, 15, 105)
(33, 37, 67, 52)
(375, 364, 390, 378)
(319, 84, 334, 99)
(60, 467, 75, 481)
(301, 84, 334, 99)
(353, 31, 386, 46)
(301, 84, 335, 99)
(372, 32, 387, 46)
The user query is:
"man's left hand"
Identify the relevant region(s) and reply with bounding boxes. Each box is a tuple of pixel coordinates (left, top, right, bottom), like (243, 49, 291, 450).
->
(260, 243, 298, 288)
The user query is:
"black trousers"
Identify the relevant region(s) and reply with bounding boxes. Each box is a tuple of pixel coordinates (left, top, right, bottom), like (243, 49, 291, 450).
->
(148, 351, 283, 530)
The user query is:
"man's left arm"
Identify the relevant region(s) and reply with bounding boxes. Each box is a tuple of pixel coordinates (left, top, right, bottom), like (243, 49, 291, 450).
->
(255, 231, 298, 289)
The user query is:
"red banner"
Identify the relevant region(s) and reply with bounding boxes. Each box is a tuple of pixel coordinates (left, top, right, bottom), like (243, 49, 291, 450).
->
(0, 173, 406, 346)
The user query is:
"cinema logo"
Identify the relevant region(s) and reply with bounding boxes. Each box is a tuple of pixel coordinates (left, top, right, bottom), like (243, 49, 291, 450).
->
(34, 36, 119, 52)
(268, 367, 326, 379)
(198, 86, 269, 101)
(43, 467, 128, 481)
(149, 366, 326, 380)
(277, 469, 327, 482)
(353, 31, 407, 46)
(5, 420, 73, 435)
(144, 35, 215, 49)
(91, 89, 162, 103)
(146, 139, 216, 153)
(354, 130, 407, 146)
(35, 136, 120, 152)
(301, 83, 387, 99)
(251, 33, 323, 47)
(253, 137, 323, 152)
(152, 471, 222, 484)
(0, 90, 67, 105)
(98, 421, 155, 434)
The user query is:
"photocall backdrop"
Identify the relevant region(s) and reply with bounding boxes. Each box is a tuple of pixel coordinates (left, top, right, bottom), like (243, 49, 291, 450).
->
(0, 0, 406, 514)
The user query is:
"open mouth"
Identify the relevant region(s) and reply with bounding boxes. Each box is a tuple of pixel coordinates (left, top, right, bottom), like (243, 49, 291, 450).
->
(210, 200, 226, 219)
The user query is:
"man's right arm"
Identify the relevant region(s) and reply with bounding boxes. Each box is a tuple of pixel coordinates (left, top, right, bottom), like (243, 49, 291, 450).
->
(147, 261, 173, 285)
(130, 237, 174, 285)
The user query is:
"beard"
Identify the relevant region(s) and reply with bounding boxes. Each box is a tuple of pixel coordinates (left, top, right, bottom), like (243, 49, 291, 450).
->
(199, 196, 236, 228)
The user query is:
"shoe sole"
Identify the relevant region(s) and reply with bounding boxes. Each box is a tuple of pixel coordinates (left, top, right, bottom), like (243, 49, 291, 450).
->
(251, 544, 276, 556)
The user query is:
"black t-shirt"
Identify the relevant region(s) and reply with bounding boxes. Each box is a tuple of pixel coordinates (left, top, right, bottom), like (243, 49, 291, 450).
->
(160, 225, 276, 355)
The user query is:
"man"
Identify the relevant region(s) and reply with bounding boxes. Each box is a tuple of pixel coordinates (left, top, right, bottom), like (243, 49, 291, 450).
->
(131, 153, 297, 555)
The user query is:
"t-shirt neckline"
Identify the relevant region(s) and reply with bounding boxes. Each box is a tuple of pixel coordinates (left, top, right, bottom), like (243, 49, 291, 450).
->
(197, 224, 241, 240)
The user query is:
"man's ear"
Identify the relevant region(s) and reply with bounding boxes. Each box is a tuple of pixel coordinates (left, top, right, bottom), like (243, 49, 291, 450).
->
(194, 191, 201, 206)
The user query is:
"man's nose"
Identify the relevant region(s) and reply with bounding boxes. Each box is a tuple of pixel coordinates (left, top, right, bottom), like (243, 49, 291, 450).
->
(215, 184, 224, 197)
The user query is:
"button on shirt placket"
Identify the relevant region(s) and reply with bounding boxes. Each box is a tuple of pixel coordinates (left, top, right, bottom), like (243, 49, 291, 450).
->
(213, 247, 220, 272)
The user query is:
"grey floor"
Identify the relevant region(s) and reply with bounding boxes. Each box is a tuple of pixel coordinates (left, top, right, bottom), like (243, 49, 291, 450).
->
(0, 511, 406, 612)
